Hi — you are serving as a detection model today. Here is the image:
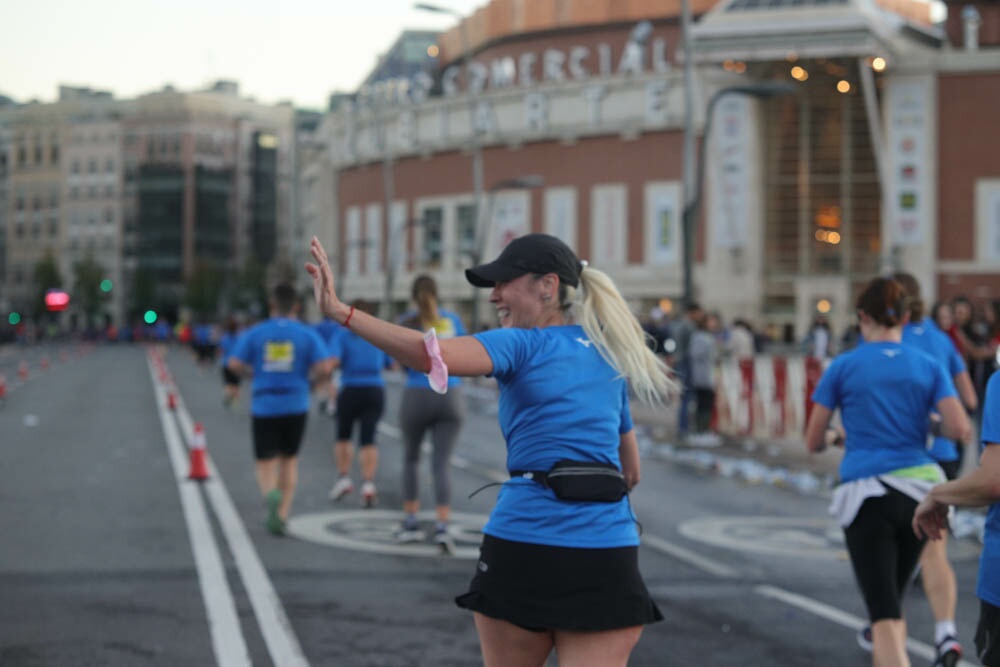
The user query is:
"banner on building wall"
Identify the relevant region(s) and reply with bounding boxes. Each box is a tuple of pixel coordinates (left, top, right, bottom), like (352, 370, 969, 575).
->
(489, 191, 529, 258)
(886, 77, 932, 247)
(645, 182, 681, 265)
(346, 207, 362, 276)
(591, 184, 627, 265)
(710, 96, 750, 249)
(544, 188, 578, 251)
(365, 204, 382, 274)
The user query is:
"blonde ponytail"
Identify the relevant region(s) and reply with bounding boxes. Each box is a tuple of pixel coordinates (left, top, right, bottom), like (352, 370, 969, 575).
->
(570, 267, 676, 405)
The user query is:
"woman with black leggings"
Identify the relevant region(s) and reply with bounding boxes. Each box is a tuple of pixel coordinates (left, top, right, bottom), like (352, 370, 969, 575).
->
(805, 277, 970, 667)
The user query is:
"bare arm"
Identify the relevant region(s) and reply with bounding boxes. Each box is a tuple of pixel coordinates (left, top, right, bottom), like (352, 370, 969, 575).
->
(937, 395, 972, 442)
(305, 237, 494, 377)
(804, 404, 833, 453)
(619, 430, 640, 490)
(309, 359, 335, 391)
(914, 445, 1000, 540)
(227, 356, 250, 377)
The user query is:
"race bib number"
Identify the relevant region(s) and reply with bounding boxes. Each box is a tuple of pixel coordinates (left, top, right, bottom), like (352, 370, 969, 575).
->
(263, 340, 294, 372)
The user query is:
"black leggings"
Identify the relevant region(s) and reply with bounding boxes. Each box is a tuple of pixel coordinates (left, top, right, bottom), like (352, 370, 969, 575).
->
(844, 486, 926, 622)
(336, 386, 384, 445)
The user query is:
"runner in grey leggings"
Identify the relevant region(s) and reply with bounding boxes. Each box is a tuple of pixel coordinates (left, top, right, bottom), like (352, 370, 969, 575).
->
(394, 274, 469, 553)
(397, 386, 466, 552)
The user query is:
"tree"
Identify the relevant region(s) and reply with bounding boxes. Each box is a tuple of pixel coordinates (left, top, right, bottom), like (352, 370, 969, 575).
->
(32, 250, 63, 320)
(184, 259, 225, 320)
(73, 252, 107, 327)
(129, 267, 157, 323)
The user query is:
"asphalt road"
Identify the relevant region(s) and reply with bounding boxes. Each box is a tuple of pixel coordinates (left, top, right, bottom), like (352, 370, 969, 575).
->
(0, 342, 986, 666)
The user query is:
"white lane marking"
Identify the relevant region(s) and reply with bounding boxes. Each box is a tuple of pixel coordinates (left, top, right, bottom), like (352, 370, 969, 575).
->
(146, 355, 251, 667)
(175, 405, 309, 667)
(755, 585, 977, 666)
(641, 534, 739, 578)
(288, 509, 487, 559)
(678, 516, 845, 560)
(381, 421, 740, 576)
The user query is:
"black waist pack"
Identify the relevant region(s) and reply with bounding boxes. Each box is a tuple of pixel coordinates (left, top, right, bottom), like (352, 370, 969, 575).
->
(511, 460, 628, 503)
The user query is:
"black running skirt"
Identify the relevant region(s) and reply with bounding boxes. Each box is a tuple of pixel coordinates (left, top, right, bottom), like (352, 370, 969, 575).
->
(455, 534, 663, 632)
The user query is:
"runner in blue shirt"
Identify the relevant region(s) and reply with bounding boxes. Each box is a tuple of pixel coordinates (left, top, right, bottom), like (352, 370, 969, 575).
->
(314, 317, 341, 416)
(307, 233, 672, 666)
(394, 275, 468, 553)
(915, 370, 1000, 667)
(887, 272, 980, 662)
(805, 276, 971, 667)
(227, 284, 334, 535)
(326, 300, 391, 509)
(218, 315, 243, 408)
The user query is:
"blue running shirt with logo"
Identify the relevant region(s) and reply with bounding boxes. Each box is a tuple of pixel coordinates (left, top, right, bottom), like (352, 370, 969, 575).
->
(400, 310, 466, 389)
(812, 341, 956, 483)
(977, 372, 1000, 607)
(903, 318, 967, 462)
(230, 318, 332, 417)
(473, 324, 637, 548)
(329, 329, 389, 387)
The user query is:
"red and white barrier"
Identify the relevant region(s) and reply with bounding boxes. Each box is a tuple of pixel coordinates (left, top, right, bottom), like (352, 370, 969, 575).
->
(715, 356, 829, 441)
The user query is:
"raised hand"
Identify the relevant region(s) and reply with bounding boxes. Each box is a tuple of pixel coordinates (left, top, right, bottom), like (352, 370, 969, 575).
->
(305, 236, 343, 320)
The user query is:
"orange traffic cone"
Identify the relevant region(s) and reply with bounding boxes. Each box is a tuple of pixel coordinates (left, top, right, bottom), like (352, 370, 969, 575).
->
(187, 422, 210, 481)
(17, 361, 28, 381)
(167, 392, 177, 410)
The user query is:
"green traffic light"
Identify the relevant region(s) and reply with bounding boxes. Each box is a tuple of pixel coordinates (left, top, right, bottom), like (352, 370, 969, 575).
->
(100, 279, 113, 293)
(8, 312, 20, 326)
(143, 310, 158, 324)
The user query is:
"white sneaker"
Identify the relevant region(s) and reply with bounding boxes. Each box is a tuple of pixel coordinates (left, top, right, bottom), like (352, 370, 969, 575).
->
(329, 476, 354, 501)
(395, 517, 423, 543)
(361, 481, 377, 508)
(435, 525, 455, 555)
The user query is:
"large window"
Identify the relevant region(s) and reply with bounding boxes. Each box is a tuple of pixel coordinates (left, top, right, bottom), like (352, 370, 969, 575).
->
(763, 61, 882, 311)
(421, 207, 443, 269)
(456, 203, 476, 268)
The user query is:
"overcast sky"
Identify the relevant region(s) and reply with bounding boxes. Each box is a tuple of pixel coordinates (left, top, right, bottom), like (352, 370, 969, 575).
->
(1, 0, 483, 110)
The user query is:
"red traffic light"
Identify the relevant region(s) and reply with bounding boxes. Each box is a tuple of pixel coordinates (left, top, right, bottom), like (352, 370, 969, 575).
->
(45, 289, 70, 312)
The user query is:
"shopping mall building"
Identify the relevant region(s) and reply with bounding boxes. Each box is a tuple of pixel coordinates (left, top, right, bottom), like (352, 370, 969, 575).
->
(318, 0, 999, 338)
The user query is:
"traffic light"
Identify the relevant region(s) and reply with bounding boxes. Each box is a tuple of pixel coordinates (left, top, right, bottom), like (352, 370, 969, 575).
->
(7, 312, 20, 326)
(143, 310, 158, 324)
(100, 279, 113, 293)
(45, 289, 70, 312)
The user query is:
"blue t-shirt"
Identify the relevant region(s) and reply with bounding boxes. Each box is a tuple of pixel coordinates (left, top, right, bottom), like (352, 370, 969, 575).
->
(218, 331, 239, 367)
(399, 310, 466, 389)
(902, 318, 968, 462)
(473, 324, 636, 549)
(977, 372, 1000, 607)
(315, 318, 340, 342)
(229, 318, 332, 417)
(812, 341, 957, 482)
(193, 324, 215, 345)
(329, 329, 389, 388)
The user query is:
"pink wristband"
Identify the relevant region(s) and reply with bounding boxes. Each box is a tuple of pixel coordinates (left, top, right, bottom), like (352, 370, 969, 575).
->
(423, 329, 449, 394)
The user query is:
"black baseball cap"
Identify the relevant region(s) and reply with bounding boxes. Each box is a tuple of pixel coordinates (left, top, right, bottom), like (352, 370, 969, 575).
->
(465, 233, 583, 288)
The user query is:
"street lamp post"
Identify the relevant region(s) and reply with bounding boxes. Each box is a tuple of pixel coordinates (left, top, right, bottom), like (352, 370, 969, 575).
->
(680, 81, 796, 307)
(414, 1, 485, 287)
(468, 175, 544, 331)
